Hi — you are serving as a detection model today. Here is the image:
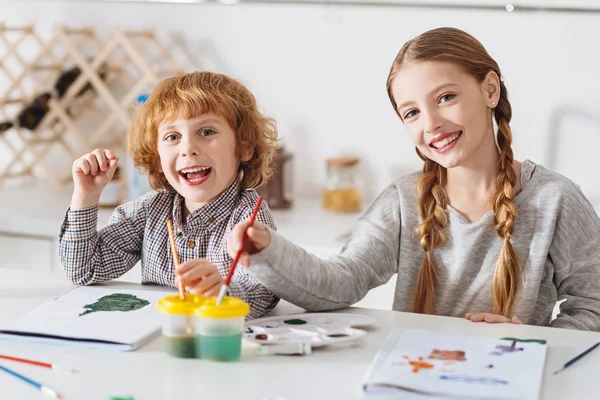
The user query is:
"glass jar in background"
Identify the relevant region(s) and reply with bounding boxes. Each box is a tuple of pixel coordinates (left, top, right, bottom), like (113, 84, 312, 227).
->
(322, 156, 361, 213)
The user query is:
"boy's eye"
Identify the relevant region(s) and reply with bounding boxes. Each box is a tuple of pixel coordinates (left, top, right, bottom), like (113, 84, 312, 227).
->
(199, 128, 215, 137)
(440, 94, 456, 103)
(403, 110, 419, 120)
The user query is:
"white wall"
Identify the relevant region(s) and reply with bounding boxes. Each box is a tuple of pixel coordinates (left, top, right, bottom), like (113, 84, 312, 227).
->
(2, 0, 600, 204)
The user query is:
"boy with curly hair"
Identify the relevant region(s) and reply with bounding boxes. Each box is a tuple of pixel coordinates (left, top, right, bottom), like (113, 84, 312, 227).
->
(59, 71, 279, 319)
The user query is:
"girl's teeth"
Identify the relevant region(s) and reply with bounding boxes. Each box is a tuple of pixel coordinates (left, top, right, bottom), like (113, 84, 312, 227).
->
(433, 133, 459, 149)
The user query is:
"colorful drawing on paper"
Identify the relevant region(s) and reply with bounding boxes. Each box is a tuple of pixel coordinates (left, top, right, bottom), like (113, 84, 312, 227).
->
(439, 375, 508, 385)
(500, 337, 547, 345)
(491, 340, 524, 356)
(429, 349, 467, 361)
(393, 356, 435, 373)
(79, 293, 150, 316)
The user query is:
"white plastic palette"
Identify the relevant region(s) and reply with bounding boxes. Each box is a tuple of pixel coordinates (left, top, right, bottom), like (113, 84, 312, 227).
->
(244, 313, 375, 347)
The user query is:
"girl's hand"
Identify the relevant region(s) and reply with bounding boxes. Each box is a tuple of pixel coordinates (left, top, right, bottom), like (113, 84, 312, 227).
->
(227, 220, 271, 267)
(176, 259, 223, 297)
(466, 313, 522, 324)
(71, 149, 119, 209)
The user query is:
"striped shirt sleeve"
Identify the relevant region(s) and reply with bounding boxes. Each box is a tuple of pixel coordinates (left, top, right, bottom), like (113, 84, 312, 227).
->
(58, 196, 147, 285)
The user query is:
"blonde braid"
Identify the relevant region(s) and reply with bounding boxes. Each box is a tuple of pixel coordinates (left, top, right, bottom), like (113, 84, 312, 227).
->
(491, 82, 521, 317)
(412, 151, 448, 314)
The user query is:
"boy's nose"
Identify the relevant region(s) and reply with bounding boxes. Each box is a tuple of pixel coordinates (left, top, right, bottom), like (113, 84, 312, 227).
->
(181, 138, 200, 157)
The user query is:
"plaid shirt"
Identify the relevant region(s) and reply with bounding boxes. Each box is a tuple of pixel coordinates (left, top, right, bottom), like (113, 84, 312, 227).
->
(59, 179, 279, 319)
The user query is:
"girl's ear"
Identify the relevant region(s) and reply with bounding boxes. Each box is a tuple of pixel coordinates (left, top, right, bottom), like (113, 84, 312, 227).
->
(482, 70, 501, 108)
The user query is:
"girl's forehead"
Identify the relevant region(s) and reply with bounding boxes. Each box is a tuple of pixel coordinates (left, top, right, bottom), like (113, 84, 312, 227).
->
(392, 61, 473, 102)
(396, 61, 465, 86)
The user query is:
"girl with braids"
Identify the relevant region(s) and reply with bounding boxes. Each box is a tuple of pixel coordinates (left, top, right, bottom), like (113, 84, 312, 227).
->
(228, 27, 600, 331)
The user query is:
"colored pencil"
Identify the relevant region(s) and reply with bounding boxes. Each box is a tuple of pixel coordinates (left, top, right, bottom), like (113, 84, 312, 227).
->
(166, 219, 186, 300)
(554, 342, 600, 375)
(0, 364, 62, 399)
(216, 196, 263, 306)
(0, 354, 75, 373)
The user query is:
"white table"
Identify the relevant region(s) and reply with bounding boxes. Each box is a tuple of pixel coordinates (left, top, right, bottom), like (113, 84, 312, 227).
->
(1, 268, 599, 400)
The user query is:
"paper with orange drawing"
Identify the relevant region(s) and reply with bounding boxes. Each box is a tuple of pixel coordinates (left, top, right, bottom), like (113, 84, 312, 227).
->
(362, 329, 547, 400)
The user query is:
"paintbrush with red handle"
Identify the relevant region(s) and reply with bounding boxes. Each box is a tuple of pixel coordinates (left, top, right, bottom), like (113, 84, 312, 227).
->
(217, 196, 263, 306)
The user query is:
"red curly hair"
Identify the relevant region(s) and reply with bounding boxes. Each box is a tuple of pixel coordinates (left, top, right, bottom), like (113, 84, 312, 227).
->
(128, 71, 278, 191)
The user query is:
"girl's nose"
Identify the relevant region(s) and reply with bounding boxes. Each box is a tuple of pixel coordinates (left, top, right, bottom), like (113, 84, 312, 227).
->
(423, 110, 444, 134)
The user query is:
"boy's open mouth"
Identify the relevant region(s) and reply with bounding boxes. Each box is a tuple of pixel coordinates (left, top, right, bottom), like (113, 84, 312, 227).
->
(178, 166, 212, 185)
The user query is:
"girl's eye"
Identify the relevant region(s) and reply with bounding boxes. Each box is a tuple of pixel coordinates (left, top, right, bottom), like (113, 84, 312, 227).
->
(165, 133, 179, 141)
(440, 94, 456, 103)
(199, 128, 215, 137)
(404, 110, 419, 120)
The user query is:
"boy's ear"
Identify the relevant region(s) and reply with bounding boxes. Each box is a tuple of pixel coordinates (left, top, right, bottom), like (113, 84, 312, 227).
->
(240, 147, 253, 163)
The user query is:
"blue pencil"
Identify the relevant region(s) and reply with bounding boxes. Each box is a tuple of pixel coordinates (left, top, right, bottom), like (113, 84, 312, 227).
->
(0, 364, 62, 399)
(554, 342, 600, 375)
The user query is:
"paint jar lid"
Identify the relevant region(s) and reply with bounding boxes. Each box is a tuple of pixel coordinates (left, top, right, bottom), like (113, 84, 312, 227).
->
(156, 294, 205, 315)
(194, 297, 250, 319)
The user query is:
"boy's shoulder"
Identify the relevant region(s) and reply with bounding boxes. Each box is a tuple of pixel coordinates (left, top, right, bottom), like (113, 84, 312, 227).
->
(115, 189, 175, 215)
(231, 188, 276, 229)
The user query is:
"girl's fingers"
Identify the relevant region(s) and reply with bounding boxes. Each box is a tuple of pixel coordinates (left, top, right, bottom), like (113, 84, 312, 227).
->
(229, 221, 250, 254)
(239, 253, 251, 268)
(484, 314, 510, 323)
(467, 312, 520, 324)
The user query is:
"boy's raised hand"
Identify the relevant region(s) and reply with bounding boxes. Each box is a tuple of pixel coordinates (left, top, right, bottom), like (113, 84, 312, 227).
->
(71, 149, 119, 209)
(176, 259, 223, 297)
(227, 220, 271, 267)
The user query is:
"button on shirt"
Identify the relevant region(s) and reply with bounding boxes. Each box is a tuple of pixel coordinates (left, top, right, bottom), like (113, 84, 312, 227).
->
(59, 180, 278, 319)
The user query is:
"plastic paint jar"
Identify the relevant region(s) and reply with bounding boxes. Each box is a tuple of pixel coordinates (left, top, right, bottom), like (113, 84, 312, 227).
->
(193, 297, 250, 362)
(156, 294, 205, 358)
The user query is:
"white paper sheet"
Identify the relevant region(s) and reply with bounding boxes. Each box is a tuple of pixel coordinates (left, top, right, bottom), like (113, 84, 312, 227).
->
(363, 329, 547, 400)
(0, 286, 170, 351)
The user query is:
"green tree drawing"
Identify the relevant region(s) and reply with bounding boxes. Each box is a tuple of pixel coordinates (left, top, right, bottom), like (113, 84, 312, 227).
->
(79, 293, 150, 316)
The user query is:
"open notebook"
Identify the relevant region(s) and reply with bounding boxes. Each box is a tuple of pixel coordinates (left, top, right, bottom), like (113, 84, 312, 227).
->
(362, 328, 547, 400)
(0, 286, 169, 351)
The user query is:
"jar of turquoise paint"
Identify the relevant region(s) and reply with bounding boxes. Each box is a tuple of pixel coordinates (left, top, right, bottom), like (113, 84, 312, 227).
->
(193, 297, 250, 362)
(156, 294, 205, 359)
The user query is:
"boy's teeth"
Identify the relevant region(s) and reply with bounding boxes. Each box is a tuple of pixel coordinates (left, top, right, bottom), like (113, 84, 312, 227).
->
(181, 167, 210, 174)
(433, 133, 459, 149)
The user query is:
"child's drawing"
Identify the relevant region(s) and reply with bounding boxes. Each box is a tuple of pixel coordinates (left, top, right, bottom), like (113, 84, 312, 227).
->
(491, 340, 524, 356)
(393, 355, 434, 373)
(79, 293, 150, 316)
(429, 349, 467, 361)
(439, 375, 508, 385)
